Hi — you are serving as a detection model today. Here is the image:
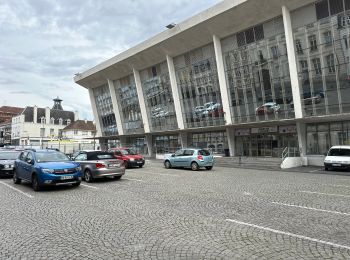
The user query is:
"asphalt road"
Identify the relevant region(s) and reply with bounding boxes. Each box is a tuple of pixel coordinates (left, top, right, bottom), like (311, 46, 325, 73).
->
(1, 161, 350, 259)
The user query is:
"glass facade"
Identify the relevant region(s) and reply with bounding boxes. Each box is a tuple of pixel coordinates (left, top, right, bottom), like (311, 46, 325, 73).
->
(174, 44, 225, 128)
(222, 17, 294, 123)
(93, 85, 117, 137)
(306, 121, 350, 155)
(190, 131, 228, 154)
(114, 75, 144, 135)
(140, 62, 178, 132)
(293, 1, 350, 116)
(124, 136, 148, 155)
(153, 135, 180, 154)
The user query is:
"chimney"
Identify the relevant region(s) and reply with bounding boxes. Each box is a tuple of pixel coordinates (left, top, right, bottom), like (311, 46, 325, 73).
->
(33, 106, 37, 123)
(45, 107, 50, 125)
(74, 111, 79, 121)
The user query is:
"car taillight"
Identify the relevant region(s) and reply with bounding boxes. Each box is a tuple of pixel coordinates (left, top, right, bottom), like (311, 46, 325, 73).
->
(95, 163, 106, 169)
(197, 155, 204, 161)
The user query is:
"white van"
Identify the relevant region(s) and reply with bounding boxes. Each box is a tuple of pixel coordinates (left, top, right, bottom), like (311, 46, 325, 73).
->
(324, 146, 350, 171)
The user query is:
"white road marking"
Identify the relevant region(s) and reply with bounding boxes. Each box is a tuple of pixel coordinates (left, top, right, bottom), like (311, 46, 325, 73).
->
(309, 169, 321, 173)
(243, 192, 252, 196)
(324, 184, 350, 188)
(272, 202, 350, 216)
(81, 184, 98, 189)
(0, 181, 33, 198)
(123, 178, 144, 182)
(148, 173, 180, 177)
(300, 190, 350, 198)
(226, 219, 350, 251)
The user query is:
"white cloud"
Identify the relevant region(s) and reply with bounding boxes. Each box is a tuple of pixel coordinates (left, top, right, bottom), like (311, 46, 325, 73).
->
(0, 0, 222, 119)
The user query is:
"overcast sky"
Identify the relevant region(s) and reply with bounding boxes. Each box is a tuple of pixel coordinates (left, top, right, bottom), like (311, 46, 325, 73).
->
(0, 0, 221, 120)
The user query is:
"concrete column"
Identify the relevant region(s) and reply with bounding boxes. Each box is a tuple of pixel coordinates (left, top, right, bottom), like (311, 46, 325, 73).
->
(33, 106, 37, 123)
(145, 134, 154, 157)
(166, 55, 185, 130)
(107, 79, 124, 135)
(88, 88, 102, 137)
(282, 6, 303, 119)
(133, 68, 150, 133)
(226, 127, 235, 157)
(179, 132, 189, 148)
(296, 121, 307, 157)
(213, 35, 233, 125)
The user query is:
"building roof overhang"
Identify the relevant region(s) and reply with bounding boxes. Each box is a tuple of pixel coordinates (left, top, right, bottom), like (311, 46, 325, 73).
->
(74, 0, 314, 89)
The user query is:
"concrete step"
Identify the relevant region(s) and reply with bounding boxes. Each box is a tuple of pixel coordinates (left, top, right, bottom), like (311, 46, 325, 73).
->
(214, 157, 282, 170)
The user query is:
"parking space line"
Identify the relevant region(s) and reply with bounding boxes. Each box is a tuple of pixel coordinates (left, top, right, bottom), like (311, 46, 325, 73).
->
(0, 181, 33, 199)
(226, 219, 350, 251)
(272, 202, 350, 216)
(324, 184, 350, 188)
(148, 173, 180, 177)
(81, 184, 98, 189)
(123, 178, 144, 182)
(300, 190, 350, 198)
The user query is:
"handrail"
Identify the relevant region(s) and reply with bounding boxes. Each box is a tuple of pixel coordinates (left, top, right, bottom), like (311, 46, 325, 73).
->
(282, 147, 299, 159)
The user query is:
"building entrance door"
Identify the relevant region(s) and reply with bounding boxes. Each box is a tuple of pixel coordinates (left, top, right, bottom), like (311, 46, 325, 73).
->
(251, 135, 274, 157)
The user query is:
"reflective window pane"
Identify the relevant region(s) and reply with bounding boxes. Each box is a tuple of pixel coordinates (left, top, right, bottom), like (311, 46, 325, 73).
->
(140, 62, 178, 132)
(114, 75, 144, 134)
(93, 85, 117, 136)
(174, 44, 225, 128)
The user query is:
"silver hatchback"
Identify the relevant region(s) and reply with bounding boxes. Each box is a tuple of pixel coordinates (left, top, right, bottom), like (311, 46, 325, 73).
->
(164, 148, 214, 171)
(74, 151, 125, 182)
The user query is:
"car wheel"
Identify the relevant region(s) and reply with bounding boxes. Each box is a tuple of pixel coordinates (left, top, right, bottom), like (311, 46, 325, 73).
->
(164, 160, 171, 169)
(13, 169, 21, 184)
(84, 169, 93, 183)
(139, 164, 143, 168)
(114, 176, 122, 180)
(32, 174, 41, 191)
(325, 167, 329, 171)
(205, 166, 213, 170)
(72, 182, 81, 187)
(124, 161, 129, 169)
(191, 162, 199, 171)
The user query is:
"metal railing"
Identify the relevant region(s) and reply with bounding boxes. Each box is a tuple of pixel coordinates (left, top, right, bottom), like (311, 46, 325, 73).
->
(281, 147, 300, 160)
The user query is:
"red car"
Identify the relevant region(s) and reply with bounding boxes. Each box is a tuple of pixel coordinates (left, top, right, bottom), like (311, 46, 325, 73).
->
(108, 148, 145, 168)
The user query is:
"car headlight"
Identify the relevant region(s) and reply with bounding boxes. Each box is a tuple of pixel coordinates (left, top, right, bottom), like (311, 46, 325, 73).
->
(4, 165, 9, 169)
(129, 158, 135, 162)
(75, 166, 82, 171)
(324, 160, 330, 163)
(42, 168, 55, 174)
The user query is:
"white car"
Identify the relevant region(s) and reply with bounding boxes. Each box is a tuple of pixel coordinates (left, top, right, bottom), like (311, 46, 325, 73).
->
(204, 102, 221, 111)
(324, 146, 350, 171)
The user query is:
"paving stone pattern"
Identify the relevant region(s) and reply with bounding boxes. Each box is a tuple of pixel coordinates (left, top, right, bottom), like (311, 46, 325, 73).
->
(1, 161, 350, 259)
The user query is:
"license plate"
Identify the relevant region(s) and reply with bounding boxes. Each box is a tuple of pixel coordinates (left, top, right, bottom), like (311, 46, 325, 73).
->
(109, 164, 119, 168)
(332, 164, 341, 167)
(61, 175, 74, 180)
(137, 162, 143, 164)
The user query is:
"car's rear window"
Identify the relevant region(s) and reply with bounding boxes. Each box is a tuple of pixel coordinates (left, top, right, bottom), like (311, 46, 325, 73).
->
(198, 150, 210, 156)
(328, 148, 350, 156)
(87, 153, 115, 160)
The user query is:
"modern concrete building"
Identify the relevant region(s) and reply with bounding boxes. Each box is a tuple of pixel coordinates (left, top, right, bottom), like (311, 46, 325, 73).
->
(75, 0, 350, 165)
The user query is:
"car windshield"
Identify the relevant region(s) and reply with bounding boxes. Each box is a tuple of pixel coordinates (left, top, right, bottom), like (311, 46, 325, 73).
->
(0, 151, 20, 160)
(198, 150, 211, 156)
(35, 152, 70, 162)
(121, 149, 137, 155)
(328, 148, 350, 156)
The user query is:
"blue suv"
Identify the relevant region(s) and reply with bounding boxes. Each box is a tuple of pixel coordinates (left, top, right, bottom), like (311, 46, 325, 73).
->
(13, 149, 82, 191)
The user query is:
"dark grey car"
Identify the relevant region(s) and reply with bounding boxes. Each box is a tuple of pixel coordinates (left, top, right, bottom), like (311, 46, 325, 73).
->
(74, 151, 125, 182)
(0, 150, 21, 178)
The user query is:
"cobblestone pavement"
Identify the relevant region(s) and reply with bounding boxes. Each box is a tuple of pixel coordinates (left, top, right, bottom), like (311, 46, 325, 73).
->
(1, 160, 350, 259)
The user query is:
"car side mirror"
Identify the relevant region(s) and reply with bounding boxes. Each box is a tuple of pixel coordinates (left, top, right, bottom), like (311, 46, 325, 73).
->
(171, 154, 175, 157)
